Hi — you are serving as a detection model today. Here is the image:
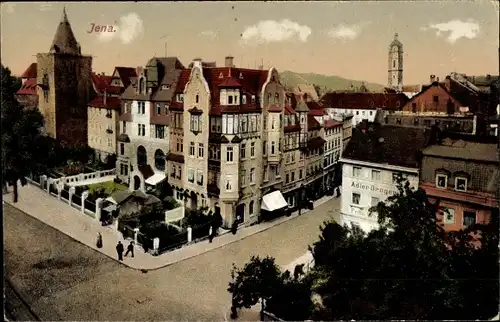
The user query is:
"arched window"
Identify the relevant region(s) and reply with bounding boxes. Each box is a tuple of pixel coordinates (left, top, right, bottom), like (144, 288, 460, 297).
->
(154, 149, 165, 171)
(137, 146, 147, 166)
(139, 77, 145, 93)
(249, 200, 254, 215)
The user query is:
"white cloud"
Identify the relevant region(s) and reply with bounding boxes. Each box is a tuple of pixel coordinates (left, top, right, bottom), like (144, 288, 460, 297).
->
(199, 30, 218, 40)
(422, 19, 480, 43)
(240, 19, 312, 44)
(39, 4, 53, 12)
(327, 22, 370, 40)
(97, 12, 144, 45)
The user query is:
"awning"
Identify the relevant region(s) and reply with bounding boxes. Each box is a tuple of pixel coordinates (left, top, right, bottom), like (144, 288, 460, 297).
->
(103, 204, 117, 212)
(145, 173, 166, 186)
(261, 190, 288, 212)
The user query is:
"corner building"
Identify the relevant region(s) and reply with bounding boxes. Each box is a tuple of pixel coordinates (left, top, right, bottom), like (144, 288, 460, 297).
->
(166, 57, 286, 228)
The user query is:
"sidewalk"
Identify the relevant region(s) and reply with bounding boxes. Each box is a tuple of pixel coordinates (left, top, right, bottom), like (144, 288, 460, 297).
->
(4, 183, 337, 270)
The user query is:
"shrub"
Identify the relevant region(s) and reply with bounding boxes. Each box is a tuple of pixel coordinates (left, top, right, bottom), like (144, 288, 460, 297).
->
(141, 221, 187, 250)
(163, 196, 180, 211)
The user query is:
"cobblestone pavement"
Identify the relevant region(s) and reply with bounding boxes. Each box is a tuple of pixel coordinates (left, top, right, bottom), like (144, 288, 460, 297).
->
(4, 197, 341, 321)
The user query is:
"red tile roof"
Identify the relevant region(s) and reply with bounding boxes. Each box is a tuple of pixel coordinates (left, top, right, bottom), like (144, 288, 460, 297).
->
(284, 105, 296, 115)
(324, 119, 342, 129)
(16, 78, 38, 95)
(268, 105, 281, 112)
(88, 95, 121, 110)
(321, 92, 408, 111)
(284, 123, 300, 133)
(92, 73, 113, 94)
(307, 114, 321, 131)
(173, 67, 269, 114)
(219, 77, 242, 88)
(21, 63, 37, 78)
(308, 137, 326, 149)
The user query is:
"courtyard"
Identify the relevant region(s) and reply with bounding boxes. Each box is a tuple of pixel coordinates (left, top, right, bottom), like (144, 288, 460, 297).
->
(4, 196, 341, 321)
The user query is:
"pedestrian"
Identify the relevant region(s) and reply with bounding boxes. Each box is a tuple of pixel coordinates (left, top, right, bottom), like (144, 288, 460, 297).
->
(116, 241, 124, 261)
(231, 214, 242, 235)
(96, 232, 103, 249)
(125, 241, 134, 258)
(336, 186, 341, 197)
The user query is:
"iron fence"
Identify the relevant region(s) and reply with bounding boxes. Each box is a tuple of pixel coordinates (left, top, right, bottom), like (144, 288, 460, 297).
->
(84, 199, 96, 213)
(49, 183, 58, 195)
(71, 193, 81, 206)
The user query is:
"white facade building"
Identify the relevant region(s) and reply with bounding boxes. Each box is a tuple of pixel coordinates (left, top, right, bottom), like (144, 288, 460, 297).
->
(339, 159, 419, 232)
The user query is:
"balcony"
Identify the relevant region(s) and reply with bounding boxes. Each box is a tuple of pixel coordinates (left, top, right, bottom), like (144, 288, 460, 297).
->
(268, 153, 281, 164)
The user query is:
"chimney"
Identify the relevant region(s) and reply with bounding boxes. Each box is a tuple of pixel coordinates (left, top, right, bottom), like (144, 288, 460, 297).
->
(430, 74, 436, 83)
(225, 56, 234, 68)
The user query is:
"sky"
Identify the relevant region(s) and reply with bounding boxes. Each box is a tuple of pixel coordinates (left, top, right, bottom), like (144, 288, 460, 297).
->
(1, 1, 498, 85)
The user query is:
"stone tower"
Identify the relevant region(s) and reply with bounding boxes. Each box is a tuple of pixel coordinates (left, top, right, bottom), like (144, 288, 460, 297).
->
(36, 7, 93, 147)
(388, 33, 403, 92)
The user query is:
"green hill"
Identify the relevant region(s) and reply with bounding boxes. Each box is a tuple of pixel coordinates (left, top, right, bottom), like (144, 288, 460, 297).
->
(280, 70, 386, 95)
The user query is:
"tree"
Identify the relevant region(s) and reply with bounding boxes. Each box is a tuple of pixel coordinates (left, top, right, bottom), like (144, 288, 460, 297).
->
(309, 179, 499, 320)
(228, 255, 313, 320)
(1, 65, 46, 202)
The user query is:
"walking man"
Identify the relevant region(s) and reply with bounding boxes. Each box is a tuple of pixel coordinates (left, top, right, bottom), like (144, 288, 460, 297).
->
(124, 241, 134, 258)
(116, 241, 124, 261)
(96, 232, 103, 249)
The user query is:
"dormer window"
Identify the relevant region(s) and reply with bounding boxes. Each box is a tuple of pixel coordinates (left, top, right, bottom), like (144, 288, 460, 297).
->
(436, 174, 447, 189)
(156, 103, 161, 115)
(242, 95, 247, 104)
(176, 93, 184, 102)
(228, 95, 233, 105)
(162, 85, 169, 90)
(455, 177, 467, 192)
(251, 95, 256, 104)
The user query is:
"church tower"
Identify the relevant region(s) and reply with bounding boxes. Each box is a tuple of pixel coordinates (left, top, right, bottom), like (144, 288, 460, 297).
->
(388, 33, 403, 92)
(36, 7, 93, 147)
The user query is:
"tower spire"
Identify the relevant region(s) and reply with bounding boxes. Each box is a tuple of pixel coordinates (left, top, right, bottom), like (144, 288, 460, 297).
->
(50, 7, 80, 55)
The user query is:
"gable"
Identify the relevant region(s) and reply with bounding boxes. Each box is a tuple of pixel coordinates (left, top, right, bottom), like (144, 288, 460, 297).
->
(402, 83, 462, 113)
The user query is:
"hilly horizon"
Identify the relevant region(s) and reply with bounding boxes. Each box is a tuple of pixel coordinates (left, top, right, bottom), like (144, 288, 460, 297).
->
(280, 70, 386, 95)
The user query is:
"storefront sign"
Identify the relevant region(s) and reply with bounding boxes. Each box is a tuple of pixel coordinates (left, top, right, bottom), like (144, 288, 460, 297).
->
(351, 181, 397, 196)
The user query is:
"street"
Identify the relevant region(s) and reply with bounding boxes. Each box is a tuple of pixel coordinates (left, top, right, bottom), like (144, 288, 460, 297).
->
(4, 197, 340, 321)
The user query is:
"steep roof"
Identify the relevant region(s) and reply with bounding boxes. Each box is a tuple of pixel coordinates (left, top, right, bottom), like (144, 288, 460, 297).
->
(343, 124, 432, 168)
(307, 114, 321, 131)
(324, 119, 342, 129)
(16, 78, 38, 95)
(114, 67, 137, 88)
(50, 8, 80, 55)
(21, 63, 37, 78)
(321, 92, 408, 111)
(91, 73, 112, 95)
(389, 33, 403, 48)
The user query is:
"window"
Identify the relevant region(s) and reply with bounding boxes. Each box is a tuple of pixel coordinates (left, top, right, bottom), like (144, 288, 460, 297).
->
(197, 170, 203, 185)
(120, 143, 124, 155)
(198, 143, 204, 158)
(225, 177, 233, 191)
(195, 94, 199, 103)
(137, 124, 146, 136)
(226, 146, 234, 162)
(371, 197, 379, 207)
(299, 169, 303, 179)
(156, 103, 161, 115)
(178, 168, 182, 179)
(176, 138, 183, 153)
(155, 125, 165, 139)
(443, 208, 455, 224)
(251, 95, 256, 104)
(228, 95, 233, 105)
(176, 93, 184, 102)
(353, 167, 361, 178)
(455, 177, 467, 192)
(250, 142, 255, 157)
(190, 115, 202, 132)
(240, 144, 246, 159)
(240, 170, 246, 186)
(352, 193, 361, 205)
(263, 141, 267, 155)
(436, 174, 447, 188)
(371, 170, 381, 181)
(291, 171, 295, 182)
(189, 142, 195, 156)
(188, 169, 195, 182)
(154, 149, 165, 171)
(263, 117, 267, 130)
(122, 121, 126, 134)
(249, 200, 254, 215)
(242, 95, 247, 104)
(275, 165, 280, 177)
(138, 101, 145, 114)
(463, 211, 476, 227)
(271, 141, 275, 154)
(285, 173, 289, 184)
(171, 165, 176, 178)
(250, 168, 255, 183)
(433, 95, 439, 103)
